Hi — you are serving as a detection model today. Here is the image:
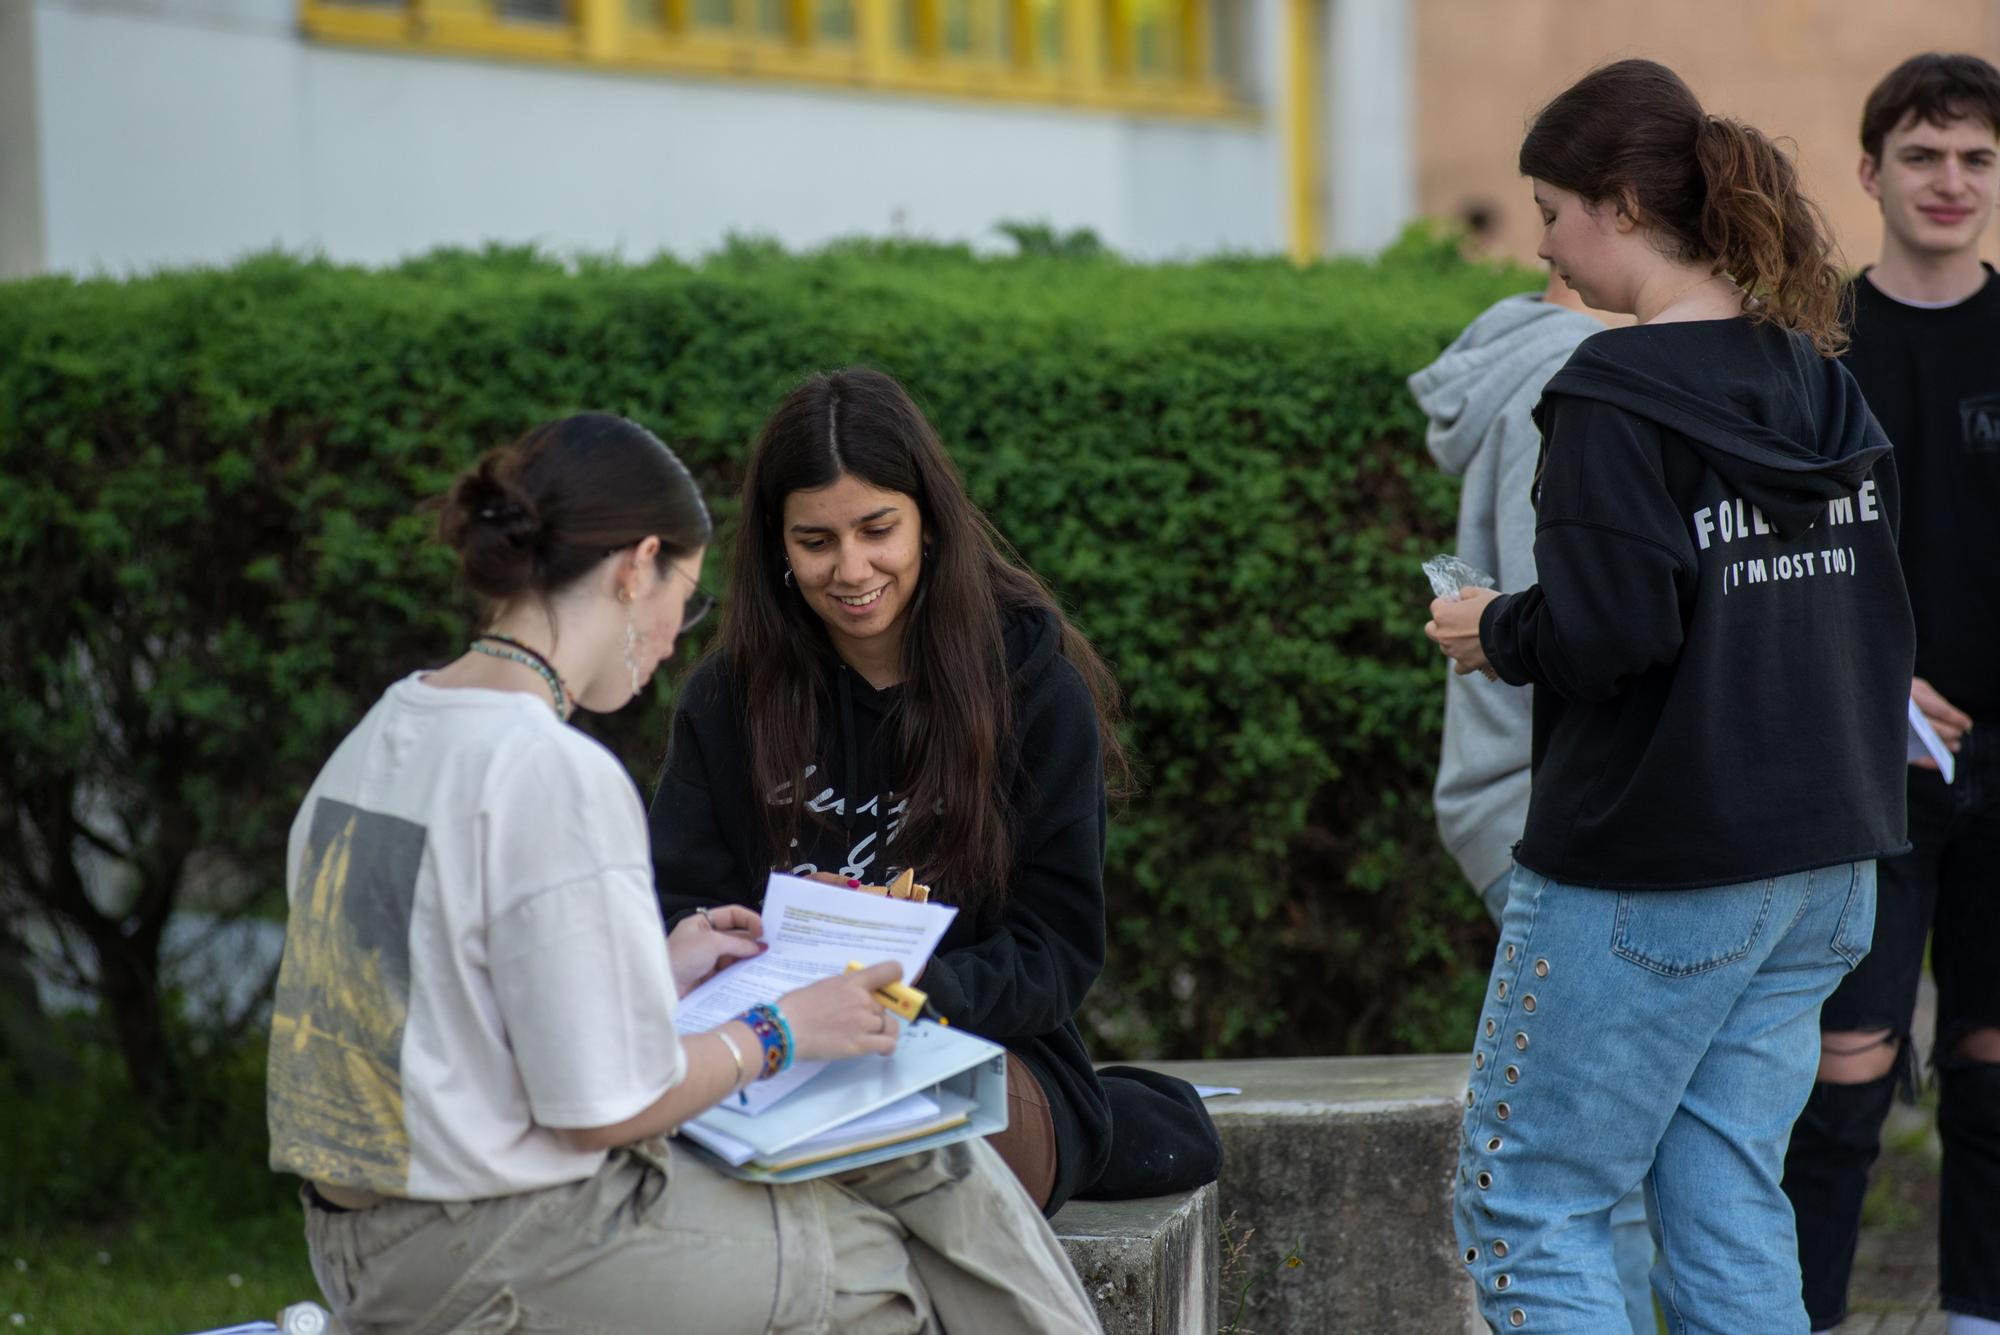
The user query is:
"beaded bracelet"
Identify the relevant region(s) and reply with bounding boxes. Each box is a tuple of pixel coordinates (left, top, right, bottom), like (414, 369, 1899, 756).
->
(740, 1003, 794, 1079)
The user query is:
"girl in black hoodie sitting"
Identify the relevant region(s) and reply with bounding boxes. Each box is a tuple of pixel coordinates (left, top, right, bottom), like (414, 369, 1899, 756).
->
(1423, 61, 1915, 1335)
(650, 367, 1214, 1215)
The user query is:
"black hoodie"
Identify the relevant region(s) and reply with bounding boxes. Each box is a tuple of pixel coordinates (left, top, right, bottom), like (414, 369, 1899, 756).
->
(648, 606, 1113, 1213)
(1841, 267, 2000, 718)
(1479, 319, 1915, 890)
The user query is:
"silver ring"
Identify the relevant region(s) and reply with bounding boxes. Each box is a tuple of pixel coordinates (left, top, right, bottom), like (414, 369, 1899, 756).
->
(696, 906, 716, 929)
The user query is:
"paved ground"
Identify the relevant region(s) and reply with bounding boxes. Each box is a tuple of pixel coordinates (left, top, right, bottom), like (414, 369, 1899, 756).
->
(1837, 975, 1944, 1334)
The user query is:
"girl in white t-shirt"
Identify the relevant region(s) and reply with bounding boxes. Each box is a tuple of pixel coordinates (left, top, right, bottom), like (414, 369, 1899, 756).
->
(267, 413, 1097, 1334)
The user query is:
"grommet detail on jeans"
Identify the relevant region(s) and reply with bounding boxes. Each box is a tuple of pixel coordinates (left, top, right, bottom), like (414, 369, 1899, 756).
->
(1495, 1273, 1512, 1291)
(1491, 1239, 1509, 1258)
(1505, 944, 1517, 962)
(1534, 958, 1548, 978)
(1484, 1019, 1496, 1037)
(1509, 1308, 1526, 1327)
(1514, 1033, 1528, 1051)
(1495, 1101, 1510, 1120)
(1474, 1051, 1485, 1069)
(1476, 1171, 1492, 1189)
(1464, 1247, 1478, 1264)
(1486, 1136, 1501, 1152)
(1521, 994, 1537, 1013)
(1497, 982, 1509, 1000)
(1504, 1065, 1519, 1083)
(1465, 1089, 1474, 1108)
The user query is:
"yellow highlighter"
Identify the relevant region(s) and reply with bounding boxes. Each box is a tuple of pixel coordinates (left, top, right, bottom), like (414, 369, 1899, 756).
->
(845, 961, 948, 1026)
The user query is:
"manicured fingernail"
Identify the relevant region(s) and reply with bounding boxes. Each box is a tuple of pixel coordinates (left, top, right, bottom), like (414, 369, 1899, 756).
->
(847, 879, 861, 888)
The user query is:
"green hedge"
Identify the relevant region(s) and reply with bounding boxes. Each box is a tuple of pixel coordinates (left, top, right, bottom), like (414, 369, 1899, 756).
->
(0, 232, 1537, 1072)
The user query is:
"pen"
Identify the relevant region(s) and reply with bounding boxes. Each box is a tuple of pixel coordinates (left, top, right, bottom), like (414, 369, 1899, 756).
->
(845, 962, 950, 1027)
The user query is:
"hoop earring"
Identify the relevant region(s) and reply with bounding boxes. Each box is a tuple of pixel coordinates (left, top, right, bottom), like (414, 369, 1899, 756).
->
(783, 566, 794, 588)
(620, 589, 640, 696)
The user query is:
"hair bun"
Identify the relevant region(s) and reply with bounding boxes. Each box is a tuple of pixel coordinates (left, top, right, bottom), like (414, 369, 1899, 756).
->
(441, 454, 544, 599)
(432, 413, 712, 611)
(471, 495, 543, 550)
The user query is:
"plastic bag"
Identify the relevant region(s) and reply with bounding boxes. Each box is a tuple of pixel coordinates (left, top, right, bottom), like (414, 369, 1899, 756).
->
(1421, 555, 1501, 681)
(1421, 554, 1497, 601)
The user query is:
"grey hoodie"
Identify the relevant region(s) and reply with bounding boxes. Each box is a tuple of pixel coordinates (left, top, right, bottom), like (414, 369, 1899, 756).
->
(1407, 293, 1602, 895)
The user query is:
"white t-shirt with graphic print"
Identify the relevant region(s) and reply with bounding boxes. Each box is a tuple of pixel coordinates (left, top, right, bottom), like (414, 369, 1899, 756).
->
(267, 673, 684, 1201)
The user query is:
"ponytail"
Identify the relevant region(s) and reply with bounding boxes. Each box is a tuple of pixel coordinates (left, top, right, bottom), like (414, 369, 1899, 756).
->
(1521, 60, 1848, 357)
(1695, 116, 1847, 356)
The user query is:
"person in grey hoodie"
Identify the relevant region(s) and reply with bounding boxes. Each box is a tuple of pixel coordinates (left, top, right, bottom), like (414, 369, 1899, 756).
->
(1410, 272, 1663, 1335)
(1408, 270, 1604, 923)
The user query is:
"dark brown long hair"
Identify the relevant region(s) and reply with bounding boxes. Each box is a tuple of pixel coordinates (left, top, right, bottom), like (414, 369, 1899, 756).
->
(717, 368, 1126, 913)
(1520, 59, 1847, 356)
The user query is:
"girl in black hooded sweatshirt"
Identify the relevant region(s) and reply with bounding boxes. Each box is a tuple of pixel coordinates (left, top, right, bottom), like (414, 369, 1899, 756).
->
(650, 367, 1217, 1216)
(1423, 61, 1914, 1335)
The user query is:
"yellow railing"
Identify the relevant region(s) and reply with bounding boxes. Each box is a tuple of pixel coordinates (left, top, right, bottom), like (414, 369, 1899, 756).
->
(299, 0, 1243, 118)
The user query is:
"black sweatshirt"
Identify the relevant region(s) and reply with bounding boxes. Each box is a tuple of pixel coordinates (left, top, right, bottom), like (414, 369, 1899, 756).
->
(648, 606, 1113, 1214)
(1841, 267, 2000, 719)
(1480, 318, 1916, 890)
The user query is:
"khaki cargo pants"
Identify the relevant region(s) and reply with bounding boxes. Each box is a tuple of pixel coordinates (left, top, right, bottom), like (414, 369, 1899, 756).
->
(302, 1137, 1099, 1334)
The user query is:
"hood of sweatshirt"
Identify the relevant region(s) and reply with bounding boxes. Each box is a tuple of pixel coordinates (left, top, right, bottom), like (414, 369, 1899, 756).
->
(1537, 321, 1891, 538)
(1409, 293, 1608, 477)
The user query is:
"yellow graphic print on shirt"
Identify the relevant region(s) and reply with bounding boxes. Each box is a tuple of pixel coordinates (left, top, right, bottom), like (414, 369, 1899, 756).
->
(267, 798, 424, 1192)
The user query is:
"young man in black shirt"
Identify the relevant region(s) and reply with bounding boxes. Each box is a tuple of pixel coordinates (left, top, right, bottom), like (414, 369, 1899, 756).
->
(1781, 53, 2000, 1335)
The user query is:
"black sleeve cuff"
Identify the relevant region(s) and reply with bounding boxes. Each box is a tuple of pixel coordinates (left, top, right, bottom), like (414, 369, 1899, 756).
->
(1479, 590, 1531, 686)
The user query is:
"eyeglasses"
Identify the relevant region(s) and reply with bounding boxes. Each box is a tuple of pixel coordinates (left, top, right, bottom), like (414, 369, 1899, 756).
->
(668, 562, 717, 639)
(608, 546, 718, 639)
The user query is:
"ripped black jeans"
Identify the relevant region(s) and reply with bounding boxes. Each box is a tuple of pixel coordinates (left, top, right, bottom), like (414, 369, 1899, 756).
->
(1783, 727, 2000, 1328)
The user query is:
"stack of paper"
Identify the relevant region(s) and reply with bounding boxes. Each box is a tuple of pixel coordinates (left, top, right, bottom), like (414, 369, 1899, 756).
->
(673, 873, 957, 1113)
(684, 1089, 973, 1172)
(682, 1016, 1006, 1178)
(670, 875, 1009, 1182)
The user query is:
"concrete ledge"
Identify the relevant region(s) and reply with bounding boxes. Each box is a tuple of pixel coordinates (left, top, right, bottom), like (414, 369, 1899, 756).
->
(1143, 1056, 1478, 1334)
(1053, 1181, 1218, 1335)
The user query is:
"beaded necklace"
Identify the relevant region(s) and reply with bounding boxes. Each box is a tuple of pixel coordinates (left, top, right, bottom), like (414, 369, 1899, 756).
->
(469, 633, 570, 719)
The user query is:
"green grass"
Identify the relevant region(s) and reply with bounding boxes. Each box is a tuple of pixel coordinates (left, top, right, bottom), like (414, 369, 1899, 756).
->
(1859, 1169, 1921, 1233)
(0, 1202, 315, 1334)
(0, 1030, 321, 1332)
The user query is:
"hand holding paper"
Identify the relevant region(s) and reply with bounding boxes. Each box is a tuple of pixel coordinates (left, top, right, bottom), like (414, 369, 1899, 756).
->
(676, 873, 958, 1113)
(665, 903, 765, 997)
(1909, 677, 1971, 775)
(1907, 692, 1961, 784)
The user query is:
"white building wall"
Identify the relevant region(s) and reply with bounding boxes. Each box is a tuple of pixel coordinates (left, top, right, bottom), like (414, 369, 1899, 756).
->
(33, 0, 313, 275)
(21, 0, 1305, 275)
(1326, 0, 1415, 255)
(1, 0, 49, 279)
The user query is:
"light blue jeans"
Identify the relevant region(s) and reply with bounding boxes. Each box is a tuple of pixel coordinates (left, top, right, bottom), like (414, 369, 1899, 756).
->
(1480, 870, 1655, 1335)
(1456, 862, 1875, 1334)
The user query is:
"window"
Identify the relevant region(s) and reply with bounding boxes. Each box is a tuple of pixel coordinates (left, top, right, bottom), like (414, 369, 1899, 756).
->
(494, 0, 565, 21)
(299, 0, 1241, 117)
